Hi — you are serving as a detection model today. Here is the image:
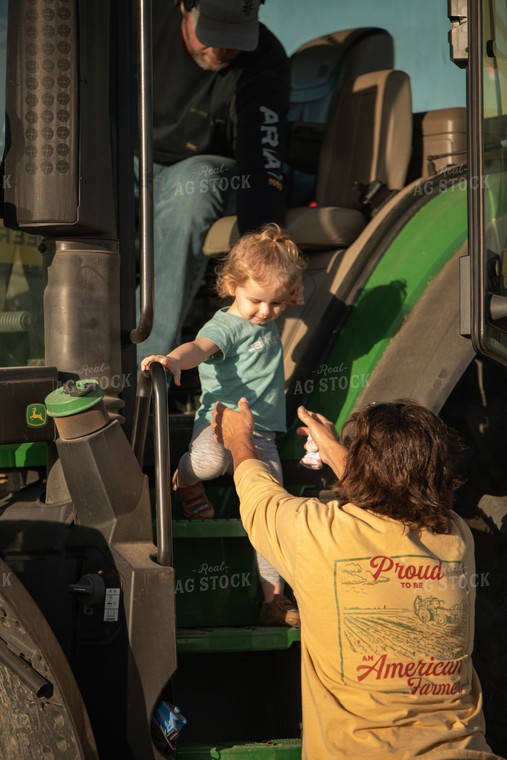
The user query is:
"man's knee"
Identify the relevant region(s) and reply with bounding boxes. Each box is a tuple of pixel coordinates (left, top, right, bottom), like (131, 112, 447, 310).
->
(156, 155, 237, 215)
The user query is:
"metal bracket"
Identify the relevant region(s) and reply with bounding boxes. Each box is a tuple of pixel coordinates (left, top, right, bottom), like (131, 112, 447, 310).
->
(459, 255, 471, 337)
(448, 0, 468, 68)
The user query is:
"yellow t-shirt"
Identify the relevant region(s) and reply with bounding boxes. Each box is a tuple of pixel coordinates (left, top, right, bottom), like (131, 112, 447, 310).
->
(235, 459, 504, 760)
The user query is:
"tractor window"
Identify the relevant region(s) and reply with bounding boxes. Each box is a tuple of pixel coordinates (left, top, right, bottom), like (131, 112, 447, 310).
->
(0, 229, 44, 367)
(483, 0, 507, 288)
(0, 3, 44, 368)
(469, 0, 507, 364)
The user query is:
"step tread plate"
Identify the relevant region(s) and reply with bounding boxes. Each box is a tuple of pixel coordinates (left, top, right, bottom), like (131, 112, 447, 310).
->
(177, 626, 301, 653)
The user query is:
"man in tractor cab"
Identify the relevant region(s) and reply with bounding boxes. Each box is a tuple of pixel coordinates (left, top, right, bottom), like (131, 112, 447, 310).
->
(137, 0, 290, 365)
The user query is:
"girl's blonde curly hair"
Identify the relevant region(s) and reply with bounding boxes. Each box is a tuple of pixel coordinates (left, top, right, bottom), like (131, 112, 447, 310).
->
(215, 223, 306, 298)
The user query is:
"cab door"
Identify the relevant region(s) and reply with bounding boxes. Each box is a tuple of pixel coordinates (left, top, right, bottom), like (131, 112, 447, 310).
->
(466, 0, 507, 363)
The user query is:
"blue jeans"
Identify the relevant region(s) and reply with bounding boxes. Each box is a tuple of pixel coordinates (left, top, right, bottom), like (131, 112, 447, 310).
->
(135, 154, 237, 365)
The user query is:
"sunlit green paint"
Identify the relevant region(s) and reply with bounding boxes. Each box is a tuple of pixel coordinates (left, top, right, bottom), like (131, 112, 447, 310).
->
(0, 442, 46, 468)
(176, 740, 302, 759)
(283, 185, 467, 460)
(177, 625, 300, 653)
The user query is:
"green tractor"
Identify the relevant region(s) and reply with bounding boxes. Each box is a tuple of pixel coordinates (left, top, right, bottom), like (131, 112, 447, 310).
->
(0, 0, 506, 758)
(413, 596, 464, 626)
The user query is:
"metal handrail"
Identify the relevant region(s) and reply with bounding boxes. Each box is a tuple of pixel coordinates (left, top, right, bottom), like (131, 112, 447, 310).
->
(151, 362, 172, 567)
(131, 370, 152, 465)
(130, 0, 154, 345)
(131, 363, 172, 567)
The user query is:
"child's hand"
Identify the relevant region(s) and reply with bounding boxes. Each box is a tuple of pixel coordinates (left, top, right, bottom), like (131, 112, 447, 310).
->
(140, 354, 182, 385)
(286, 284, 304, 307)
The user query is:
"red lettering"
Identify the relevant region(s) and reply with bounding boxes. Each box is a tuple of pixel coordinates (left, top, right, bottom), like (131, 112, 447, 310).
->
(368, 555, 445, 582)
(356, 654, 387, 681)
(356, 655, 463, 684)
(369, 556, 393, 581)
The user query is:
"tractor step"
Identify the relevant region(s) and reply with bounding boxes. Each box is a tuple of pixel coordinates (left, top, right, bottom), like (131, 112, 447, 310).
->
(177, 626, 300, 653)
(173, 519, 267, 628)
(175, 739, 302, 758)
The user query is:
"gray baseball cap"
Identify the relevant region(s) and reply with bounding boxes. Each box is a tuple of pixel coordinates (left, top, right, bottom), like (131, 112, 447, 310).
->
(192, 0, 261, 51)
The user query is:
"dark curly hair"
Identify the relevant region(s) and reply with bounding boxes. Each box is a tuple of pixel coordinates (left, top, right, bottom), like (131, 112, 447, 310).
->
(334, 399, 464, 534)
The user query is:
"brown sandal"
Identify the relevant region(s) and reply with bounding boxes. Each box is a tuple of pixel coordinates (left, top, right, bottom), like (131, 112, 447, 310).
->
(259, 595, 300, 628)
(172, 470, 215, 520)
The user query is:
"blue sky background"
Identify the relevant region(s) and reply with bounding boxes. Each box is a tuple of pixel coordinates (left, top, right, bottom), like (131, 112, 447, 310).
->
(259, 0, 466, 114)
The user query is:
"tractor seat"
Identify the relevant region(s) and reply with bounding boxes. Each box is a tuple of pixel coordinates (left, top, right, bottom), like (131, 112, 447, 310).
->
(203, 68, 412, 255)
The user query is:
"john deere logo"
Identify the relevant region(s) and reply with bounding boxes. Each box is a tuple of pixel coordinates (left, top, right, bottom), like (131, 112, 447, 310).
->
(26, 403, 47, 428)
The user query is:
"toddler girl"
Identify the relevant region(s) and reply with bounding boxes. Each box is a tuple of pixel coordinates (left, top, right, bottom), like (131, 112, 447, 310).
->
(141, 223, 305, 626)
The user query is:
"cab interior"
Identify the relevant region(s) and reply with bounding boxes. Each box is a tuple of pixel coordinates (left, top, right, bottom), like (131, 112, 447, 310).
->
(169, 26, 467, 464)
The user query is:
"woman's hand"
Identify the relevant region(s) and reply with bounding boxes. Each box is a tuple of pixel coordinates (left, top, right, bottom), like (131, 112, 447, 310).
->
(140, 354, 182, 385)
(212, 398, 258, 469)
(297, 406, 347, 478)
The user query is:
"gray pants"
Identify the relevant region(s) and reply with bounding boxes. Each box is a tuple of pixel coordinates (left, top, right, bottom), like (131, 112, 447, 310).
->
(177, 423, 283, 584)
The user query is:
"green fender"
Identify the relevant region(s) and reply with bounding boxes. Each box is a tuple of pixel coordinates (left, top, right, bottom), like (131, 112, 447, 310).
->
(282, 183, 469, 460)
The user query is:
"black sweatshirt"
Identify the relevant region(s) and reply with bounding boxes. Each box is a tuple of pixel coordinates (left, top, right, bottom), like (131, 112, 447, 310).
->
(151, 1, 291, 232)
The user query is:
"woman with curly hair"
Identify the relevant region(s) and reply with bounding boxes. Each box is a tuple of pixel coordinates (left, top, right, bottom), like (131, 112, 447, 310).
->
(334, 399, 462, 533)
(212, 397, 502, 760)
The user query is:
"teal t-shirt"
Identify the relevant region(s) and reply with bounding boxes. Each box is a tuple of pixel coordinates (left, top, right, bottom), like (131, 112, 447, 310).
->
(194, 308, 286, 433)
